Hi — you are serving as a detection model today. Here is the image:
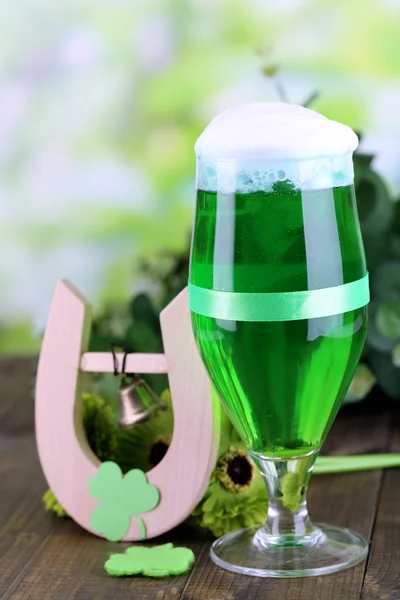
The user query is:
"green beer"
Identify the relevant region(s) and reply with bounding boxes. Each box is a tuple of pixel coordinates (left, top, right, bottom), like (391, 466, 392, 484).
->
(190, 182, 367, 458)
(189, 103, 369, 576)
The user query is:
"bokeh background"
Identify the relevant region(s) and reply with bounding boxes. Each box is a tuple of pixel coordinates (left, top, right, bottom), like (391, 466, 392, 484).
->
(1, 0, 400, 353)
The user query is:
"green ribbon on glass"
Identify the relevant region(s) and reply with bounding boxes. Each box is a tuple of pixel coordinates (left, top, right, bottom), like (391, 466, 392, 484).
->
(188, 274, 370, 322)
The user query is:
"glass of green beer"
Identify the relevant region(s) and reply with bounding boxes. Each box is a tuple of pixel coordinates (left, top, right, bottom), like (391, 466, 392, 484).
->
(189, 102, 370, 577)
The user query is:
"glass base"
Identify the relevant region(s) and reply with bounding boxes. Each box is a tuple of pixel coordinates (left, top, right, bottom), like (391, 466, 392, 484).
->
(210, 524, 368, 578)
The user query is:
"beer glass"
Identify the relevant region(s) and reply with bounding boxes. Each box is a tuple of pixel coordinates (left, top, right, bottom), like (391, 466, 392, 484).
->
(189, 103, 370, 577)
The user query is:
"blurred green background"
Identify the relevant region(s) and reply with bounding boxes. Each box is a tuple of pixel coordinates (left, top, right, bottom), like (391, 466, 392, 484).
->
(1, 0, 400, 353)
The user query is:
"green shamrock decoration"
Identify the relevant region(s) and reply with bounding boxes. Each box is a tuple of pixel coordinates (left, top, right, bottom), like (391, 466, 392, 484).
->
(88, 461, 159, 542)
(104, 543, 195, 577)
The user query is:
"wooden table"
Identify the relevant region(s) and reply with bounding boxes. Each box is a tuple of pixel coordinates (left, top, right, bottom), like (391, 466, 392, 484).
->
(1, 357, 399, 600)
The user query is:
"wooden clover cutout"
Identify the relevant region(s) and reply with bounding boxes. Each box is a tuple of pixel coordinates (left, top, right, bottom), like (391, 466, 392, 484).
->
(89, 463, 160, 541)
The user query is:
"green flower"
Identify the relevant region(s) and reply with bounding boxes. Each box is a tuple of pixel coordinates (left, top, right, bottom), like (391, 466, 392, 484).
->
(191, 390, 267, 537)
(89, 462, 159, 541)
(42, 489, 68, 518)
(393, 343, 400, 367)
(345, 363, 377, 404)
(81, 392, 119, 461)
(105, 543, 195, 577)
(191, 443, 268, 538)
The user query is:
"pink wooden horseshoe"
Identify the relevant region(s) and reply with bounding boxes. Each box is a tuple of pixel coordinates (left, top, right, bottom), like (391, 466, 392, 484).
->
(35, 280, 220, 540)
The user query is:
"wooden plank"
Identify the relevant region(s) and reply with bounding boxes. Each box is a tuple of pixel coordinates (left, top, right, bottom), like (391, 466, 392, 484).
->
(2, 523, 208, 600)
(0, 358, 38, 533)
(0, 357, 390, 599)
(322, 397, 391, 457)
(0, 432, 56, 597)
(0, 357, 207, 599)
(0, 356, 54, 596)
(361, 410, 400, 600)
(0, 427, 207, 599)
(0, 357, 37, 437)
(181, 409, 389, 600)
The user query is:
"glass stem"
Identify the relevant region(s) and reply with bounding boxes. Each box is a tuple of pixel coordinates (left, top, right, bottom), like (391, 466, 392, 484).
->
(254, 452, 321, 547)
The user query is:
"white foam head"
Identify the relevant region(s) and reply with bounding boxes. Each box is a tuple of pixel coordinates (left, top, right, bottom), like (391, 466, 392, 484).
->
(195, 102, 358, 192)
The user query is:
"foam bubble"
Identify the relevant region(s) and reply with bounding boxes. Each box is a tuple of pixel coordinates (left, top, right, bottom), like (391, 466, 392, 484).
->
(195, 102, 358, 192)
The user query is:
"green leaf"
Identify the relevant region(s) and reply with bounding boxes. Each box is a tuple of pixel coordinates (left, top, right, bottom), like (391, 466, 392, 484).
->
(353, 158, 394, 272)
(392, 344, 400, 367)
(367, 301, 398, 352)
(355, 167, 393, 238)
(388, 233, 400, 261)
(363, 234, 392, 273)
(344, 363, 376, 404)
(369, 349, 400, 399)
(130, 294, 160, 331)
(126, 321, 161, 353)
(92, 374, 120, 408)
(376, 301, 400, 341)
(353, 152, 374, 169)
(90, 303, 133, 349)
(370, 261, 400, 302)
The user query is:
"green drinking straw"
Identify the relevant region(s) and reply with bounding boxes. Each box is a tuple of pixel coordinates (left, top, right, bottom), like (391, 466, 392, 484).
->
(314, 453, 400, 474)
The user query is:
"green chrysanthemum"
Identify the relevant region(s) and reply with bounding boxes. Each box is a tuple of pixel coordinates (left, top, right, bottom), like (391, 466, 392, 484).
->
(42, 488, 68, 518)
(191, 442, 268, 538)
(81, 392, 119, 461)
(190, 390, 268, 537)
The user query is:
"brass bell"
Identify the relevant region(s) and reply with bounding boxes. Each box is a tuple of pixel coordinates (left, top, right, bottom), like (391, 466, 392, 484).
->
(118, 375, 167, 428)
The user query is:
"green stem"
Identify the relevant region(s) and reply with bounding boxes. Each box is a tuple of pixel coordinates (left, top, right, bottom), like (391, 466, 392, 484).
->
(315, 453, 400, 474)
(272, 74, 290, 103)
(135, 515, 146, 539)
(302, 90, 319, 107)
